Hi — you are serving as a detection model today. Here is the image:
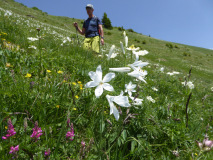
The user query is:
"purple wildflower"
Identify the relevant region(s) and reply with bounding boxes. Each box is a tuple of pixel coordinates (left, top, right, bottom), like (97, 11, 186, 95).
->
(66, 123, 75, 141)
(44, 148, 51, 157)
(2, 118, 16, 140)
(30, 121, 43, 141)
(9, 145, 19, 154)
(81, 141, 86, 147)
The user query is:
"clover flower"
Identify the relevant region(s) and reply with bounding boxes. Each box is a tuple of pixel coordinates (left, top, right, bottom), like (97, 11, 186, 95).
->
(196, 134, 213, 151)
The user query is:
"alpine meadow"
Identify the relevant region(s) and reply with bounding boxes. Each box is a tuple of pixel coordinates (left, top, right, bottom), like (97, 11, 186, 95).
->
(0, 0, 213, 159)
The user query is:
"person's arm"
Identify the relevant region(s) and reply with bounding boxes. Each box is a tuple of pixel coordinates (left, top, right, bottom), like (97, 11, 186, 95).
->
(99, 24, 104, 45)
(73, 22, 85, 35)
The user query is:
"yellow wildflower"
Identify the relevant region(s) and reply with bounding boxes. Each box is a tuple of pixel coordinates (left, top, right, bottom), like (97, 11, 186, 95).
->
(73, 108, 77, 111)
(77, 81, 81, 84)
(195, 153, 198, 156)
(47, 70, 51, 73)
(57, 70, 63, 74)
(75, 95, 79, 99)
(79, 84, 83, 88)
(72, 82, 77, 85)
(129, 44, 135, 49)
(6, 63, 11, 67)
(63, 80, 67, 83)
(56, 105, 60, 108)
(80, 87, 83, 90)
(5, 126, 8, 129)
(25, 73, 32, 78)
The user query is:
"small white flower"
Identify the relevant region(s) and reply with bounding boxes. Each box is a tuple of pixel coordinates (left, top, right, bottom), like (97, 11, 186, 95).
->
(125, 81, 136, 97)
(85, 65, 115, 98)
(27, 37, 39, 41)
(109, 67, 131, 73)
(181, 81, 194, 89)
(28, 45, 37, 49)
(160, 67, 164, 72)
(106, 91, 131, 120)
(152, 87, 158, 91)
(167, 71, 180, 76)
(211, 87, 213, 92)
(146, 96, 155, 103)
(130, 96, 143, 106)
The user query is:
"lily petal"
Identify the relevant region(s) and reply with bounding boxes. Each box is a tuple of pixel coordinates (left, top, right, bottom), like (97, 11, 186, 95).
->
(85, 81, 99, 88)
(103, 73, 115, 83)
(96, 65, 102, 82)
(95, 85, 103, 98)
(103, 83, 114, 91)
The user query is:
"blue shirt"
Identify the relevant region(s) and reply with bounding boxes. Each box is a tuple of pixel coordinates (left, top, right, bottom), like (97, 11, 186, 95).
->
(83, 16, 102, 38)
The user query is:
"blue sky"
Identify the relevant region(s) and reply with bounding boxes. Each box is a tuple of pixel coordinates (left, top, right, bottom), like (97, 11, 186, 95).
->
(15, 0, 213, 49)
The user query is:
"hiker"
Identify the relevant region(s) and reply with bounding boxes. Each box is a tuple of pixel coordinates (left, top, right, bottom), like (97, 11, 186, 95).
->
(73, 4, 104, 53)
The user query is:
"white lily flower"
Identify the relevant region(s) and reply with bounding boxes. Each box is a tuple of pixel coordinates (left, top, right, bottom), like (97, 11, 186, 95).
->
(125, 36, 128, 48)
(181, 81, 194, 89)
(133, 50, 149, 61)
(146, 96, 155, 103)
(128, 66, 147, 83)
(152, 87, 158, 91)
(123, 31, 126, 38)
(125, 81, 136, 97)
(27, 37, 39, 41)
(106, 52, 118, 59)
(137, 50, 149, 56)
(129, 60, 149, 68)
(130, 96, 143, 106)
(126, 45, 140, 51)
(109, 67, 131, 73)
(28, 45, 37, 49)
(106, 91, 131, 120)
(107, 45, 115, 60)
(167, 71, 180, 76)
(120, 41, 125, 54)
(85, 65, 115, 98)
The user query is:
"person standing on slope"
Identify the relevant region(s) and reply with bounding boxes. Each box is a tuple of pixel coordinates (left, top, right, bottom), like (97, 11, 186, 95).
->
(73, 4, 104, 53)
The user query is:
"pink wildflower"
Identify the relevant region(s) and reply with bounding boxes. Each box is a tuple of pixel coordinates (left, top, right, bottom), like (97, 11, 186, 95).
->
(30, 121, 43, 141)
(2, 118, 16, 140)
(66, 123, 75, 141)
(44, 148, 51, 156)
(9, 145, 19, 154)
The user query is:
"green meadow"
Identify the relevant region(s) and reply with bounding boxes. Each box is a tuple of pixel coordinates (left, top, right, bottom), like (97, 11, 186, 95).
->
(0, 0, 212, 159)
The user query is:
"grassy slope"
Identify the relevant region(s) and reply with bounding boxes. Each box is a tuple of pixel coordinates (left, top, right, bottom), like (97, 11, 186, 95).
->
(0, 0, 213, 159)
(1, 0, 212, 111)
(1, 0, 213, 90)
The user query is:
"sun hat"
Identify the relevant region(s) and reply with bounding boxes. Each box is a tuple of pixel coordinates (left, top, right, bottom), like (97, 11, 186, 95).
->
(86, 4, 94, 9)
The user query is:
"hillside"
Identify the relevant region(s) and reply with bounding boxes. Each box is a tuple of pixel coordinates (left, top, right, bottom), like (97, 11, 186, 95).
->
(1, 0, 213, 89)
(0, 0, 213, 159)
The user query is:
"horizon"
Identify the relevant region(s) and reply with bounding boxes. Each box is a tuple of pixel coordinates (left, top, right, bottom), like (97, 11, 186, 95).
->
(14, 0, 213, 50)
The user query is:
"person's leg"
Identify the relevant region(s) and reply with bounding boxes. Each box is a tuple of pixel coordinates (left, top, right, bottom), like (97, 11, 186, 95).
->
(83, 38, 92, 50)
(91, 36, 100, 53)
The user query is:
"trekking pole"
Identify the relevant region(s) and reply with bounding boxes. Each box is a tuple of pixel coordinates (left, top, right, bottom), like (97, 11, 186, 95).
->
(75, 26, 80, 45)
